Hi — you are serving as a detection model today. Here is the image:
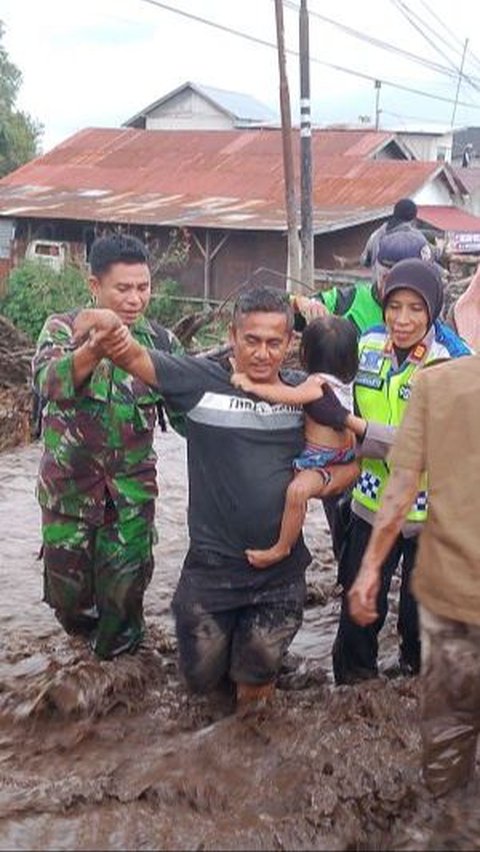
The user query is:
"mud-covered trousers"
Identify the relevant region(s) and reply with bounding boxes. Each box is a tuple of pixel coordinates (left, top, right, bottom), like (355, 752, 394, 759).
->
(172, 550, 305, 693)
(420, 605, 480, 797)
(41, 502, 155, 659)
(332, 514, 420, 685)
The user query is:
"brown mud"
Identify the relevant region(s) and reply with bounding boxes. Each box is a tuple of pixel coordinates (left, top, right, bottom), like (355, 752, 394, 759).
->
(1, 433, 479, 850)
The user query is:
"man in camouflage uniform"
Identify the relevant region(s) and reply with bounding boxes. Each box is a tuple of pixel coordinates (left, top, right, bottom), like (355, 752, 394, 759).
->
(33, 234, 181, 659)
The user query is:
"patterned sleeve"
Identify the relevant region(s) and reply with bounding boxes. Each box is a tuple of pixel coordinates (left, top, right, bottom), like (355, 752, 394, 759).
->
(32, 313, 77, 401)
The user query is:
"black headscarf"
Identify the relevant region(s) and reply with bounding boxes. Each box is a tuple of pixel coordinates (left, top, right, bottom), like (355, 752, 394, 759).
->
(383, 259, 444, 326)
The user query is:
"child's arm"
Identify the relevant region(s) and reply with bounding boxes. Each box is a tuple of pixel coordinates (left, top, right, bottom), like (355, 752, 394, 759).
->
(231, 371, 325, 405)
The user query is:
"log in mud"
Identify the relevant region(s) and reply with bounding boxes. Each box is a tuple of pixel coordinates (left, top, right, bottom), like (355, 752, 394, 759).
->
(0, 433, 479, 851)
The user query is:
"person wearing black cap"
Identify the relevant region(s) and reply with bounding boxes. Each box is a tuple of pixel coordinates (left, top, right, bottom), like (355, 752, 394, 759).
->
(329, 258, 471, 685)
(293, 217, 434, 339)
(360, 198, 419, 272)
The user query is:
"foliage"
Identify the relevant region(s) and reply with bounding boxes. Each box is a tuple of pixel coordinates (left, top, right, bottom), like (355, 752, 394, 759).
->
(0, 21, 42, 177)
(0, 261, 89, 342)
(149, 228, 191, 281)
(0, 262, 227, 350)
(146, 278, 198, 328)
(147, 277, 228, 350)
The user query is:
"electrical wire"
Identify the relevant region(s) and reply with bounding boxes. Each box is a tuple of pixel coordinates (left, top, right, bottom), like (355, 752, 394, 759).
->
(390, 0, 480, 97)
(283, 0, 478, 86)
(135, 0, 480, 112)
(417, 0, 480, 77)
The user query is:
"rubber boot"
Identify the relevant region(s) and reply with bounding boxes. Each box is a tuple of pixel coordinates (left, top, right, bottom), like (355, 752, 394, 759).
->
(236, 681, 275, 719)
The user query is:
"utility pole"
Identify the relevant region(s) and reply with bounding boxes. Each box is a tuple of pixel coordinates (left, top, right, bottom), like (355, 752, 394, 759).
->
(299, 0, 314, 291)
(274, 0, 300, 292)
(451, 38, 469, 128)
(374, 80, 382, 130)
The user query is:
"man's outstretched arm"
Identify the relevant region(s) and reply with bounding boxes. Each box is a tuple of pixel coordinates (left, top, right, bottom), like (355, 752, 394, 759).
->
(73, 308, 158, 387)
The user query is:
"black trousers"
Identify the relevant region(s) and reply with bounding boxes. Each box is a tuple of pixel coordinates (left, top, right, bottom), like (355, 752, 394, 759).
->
(332, 514, 420, 685)
(322, 492, 352, 565)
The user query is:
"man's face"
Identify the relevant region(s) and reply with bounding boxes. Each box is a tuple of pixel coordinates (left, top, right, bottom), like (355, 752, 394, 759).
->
(229, 311, 292, 383)
(89, 262, 151, 326)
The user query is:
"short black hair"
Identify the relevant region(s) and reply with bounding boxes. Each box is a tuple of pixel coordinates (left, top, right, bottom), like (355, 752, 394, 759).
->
(300, 315, 358, 384)
(89, 234, 150, 277)
(232, 285, 294, 333)
(392, 198, 417, 222)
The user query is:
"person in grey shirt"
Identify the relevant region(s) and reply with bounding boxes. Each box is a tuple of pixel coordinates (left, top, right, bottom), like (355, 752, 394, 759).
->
(360, 198, 422, 284)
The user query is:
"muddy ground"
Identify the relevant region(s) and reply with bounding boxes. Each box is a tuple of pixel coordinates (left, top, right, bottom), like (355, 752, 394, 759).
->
(0, 432, 479, 851)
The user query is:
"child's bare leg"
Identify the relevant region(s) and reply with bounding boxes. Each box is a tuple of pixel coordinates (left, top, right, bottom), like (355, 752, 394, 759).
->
(246, 470, 327, 569)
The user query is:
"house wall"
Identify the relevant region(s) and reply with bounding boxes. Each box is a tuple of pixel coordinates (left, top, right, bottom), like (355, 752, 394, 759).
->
(3, 218, 288, 301)
(463, 188, 480, 217)
(412, 176, 454, 206)
(146, 90, 234, 131)
(314, 219, 386, 270)
(6, 213, 453, 304)
(396, 132, 453, 163)
(174, 229, 287, 299)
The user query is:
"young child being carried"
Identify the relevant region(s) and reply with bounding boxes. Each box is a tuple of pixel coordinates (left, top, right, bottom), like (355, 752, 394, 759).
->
(231, 315, 358, 569)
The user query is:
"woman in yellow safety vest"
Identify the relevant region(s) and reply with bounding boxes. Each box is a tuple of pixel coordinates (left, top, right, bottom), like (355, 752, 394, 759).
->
(332, 258, 471, 685)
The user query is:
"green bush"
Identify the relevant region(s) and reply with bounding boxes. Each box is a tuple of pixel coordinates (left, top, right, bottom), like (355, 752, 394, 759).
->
(147, 277, 199, 328)
(0, 261, 89, 342)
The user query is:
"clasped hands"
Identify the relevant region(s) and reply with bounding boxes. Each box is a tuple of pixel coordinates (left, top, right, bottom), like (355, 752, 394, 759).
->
(73, 309, 132, 362)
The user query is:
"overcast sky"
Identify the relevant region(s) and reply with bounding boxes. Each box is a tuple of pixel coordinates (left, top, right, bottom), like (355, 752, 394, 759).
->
(1, 0, 480, 151)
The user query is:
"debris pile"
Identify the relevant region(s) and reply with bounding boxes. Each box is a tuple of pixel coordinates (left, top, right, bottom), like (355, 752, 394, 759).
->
(0, 315, 34, 452)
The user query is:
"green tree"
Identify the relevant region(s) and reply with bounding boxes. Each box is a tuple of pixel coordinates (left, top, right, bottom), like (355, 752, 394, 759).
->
(0, 21, 42, 177)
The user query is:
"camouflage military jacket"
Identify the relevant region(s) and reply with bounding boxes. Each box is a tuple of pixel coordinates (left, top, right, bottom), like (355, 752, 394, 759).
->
(33, 311, 180, 524)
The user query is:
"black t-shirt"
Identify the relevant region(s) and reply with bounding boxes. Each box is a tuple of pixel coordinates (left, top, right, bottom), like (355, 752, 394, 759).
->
(149, 352, 311, 607)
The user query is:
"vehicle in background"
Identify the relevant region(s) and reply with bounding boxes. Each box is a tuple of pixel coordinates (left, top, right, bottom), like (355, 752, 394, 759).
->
(25, 240, 69, 272)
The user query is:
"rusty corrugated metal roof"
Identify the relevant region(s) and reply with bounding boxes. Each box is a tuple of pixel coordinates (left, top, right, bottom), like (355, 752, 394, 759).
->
(417, 205, 480, 232)
(0, 127, 453, 232)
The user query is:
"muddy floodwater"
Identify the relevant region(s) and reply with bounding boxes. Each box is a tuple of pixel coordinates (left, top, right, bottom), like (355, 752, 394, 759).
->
(0, 432, 479, 851)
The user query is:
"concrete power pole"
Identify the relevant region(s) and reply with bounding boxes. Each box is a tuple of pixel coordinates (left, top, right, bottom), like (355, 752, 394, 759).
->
(299, 0, 314, 291)
(374, 80, 382, 130)
(274, 0, 300, 292)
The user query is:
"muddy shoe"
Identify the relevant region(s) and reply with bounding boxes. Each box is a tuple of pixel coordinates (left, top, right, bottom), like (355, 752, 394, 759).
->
(236, 681, 275, 720)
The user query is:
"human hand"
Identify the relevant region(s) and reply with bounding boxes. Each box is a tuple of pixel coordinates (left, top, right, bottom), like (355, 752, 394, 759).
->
(73, 309, 122, 343)
(294, 295, 328, 323)
(347, 565, 380, 626)
(307, 384, 349, 430)
(231, 370, 254, 393)
(91, 325, 133, 361)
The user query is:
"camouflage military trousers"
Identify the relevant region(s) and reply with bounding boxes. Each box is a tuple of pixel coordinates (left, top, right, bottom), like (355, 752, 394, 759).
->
(41, 502, 155, 659)
(420, 605, 480, 797)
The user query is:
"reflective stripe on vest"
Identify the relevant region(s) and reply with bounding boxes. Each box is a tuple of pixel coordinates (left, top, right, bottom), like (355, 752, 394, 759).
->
(353, 329, 429, 522)
(322, 282, 383, 336)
